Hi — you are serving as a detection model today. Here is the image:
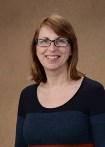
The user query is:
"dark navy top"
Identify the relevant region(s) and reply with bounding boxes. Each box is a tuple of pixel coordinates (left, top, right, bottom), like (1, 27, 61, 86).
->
(14, 76, 105, 147)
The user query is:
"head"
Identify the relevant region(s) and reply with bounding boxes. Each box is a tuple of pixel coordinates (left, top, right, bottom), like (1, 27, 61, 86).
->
(31, 14, 84, 83)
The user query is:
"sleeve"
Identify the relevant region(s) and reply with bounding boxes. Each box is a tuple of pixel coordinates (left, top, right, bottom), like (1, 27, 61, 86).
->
(89, 84, 105, 147)
(14, 91, 28, 147)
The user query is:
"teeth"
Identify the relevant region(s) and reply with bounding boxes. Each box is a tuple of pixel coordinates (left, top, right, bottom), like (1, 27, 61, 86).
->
(46, 55, 59, 59)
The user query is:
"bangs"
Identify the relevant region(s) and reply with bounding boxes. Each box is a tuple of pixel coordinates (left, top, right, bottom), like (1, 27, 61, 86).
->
(44, 19, 71, 38)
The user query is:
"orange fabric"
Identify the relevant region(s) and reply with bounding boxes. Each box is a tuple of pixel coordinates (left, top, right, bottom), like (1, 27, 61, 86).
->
(29, 144, 94, 147)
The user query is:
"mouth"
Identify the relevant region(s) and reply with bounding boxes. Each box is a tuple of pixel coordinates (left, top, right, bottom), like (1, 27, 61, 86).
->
(45, 55, 60, 60)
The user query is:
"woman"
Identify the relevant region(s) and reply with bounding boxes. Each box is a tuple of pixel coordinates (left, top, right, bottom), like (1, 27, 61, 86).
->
(14, 14, 105, 147)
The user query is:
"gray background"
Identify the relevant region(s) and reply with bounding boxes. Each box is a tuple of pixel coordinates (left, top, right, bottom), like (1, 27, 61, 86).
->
(0, 0, 105, 147)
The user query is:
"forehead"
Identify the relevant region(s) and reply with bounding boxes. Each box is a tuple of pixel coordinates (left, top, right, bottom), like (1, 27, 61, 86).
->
(38, 25, 59, 39)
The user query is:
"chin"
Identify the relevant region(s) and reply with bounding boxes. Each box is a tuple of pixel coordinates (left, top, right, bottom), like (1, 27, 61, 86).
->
(44, 65, 61, 71)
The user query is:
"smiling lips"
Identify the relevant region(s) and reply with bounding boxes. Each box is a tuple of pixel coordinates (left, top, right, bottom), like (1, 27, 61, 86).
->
(45, 55, 60, 60)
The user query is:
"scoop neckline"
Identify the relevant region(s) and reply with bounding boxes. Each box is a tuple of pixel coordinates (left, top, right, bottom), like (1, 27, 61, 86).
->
(35, 76, 86, 110)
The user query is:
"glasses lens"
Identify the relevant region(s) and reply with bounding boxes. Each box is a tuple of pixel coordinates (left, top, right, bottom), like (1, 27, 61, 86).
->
(55, 38, 69, 46)
(37, 39, 50, 47)
(36, 38, 69, 47)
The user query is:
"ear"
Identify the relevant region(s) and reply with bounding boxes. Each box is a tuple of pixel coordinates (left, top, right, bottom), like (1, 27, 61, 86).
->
(69, 51, 72, 56)
(69, 46, 72, 56)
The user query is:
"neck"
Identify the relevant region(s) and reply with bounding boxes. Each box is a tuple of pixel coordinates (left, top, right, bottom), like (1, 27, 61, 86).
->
(43, 66, 71, 89)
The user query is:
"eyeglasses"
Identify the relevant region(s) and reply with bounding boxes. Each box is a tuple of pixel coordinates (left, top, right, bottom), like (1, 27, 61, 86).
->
(36, 37, 70, 47)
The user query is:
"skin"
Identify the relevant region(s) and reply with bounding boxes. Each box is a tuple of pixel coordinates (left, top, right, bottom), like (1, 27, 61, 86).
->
(36, 25, 83, 108)
(36, 25, 71, 73)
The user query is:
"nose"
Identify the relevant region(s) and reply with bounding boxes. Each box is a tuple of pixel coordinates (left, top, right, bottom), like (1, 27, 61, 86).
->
(48, 42, 57, 52)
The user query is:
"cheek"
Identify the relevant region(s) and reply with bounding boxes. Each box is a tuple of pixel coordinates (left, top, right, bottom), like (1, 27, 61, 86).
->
(63, 47, 71, 56)
(36, 47, 46, 55)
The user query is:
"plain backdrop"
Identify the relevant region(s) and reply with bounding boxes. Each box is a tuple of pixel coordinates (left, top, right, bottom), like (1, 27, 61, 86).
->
(0, 0, 105, 147)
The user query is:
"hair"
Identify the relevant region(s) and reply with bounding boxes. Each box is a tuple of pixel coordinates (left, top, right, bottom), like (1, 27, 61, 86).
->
(30, 14, 84, 84)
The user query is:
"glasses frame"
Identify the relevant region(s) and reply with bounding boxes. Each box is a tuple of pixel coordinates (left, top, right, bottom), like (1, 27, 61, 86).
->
(36, 37, 70, 47)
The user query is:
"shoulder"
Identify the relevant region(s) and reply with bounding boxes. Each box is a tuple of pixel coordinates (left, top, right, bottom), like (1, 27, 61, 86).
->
(19, 84, 38, 104)
(83, 76, 105, 116)
(17, 84, 39, 116)
(20, 84, 38, 96)
(83, 76, 104, 92)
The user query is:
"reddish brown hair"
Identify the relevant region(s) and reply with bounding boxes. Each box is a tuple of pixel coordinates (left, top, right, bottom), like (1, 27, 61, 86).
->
(30, 14, 84, 83)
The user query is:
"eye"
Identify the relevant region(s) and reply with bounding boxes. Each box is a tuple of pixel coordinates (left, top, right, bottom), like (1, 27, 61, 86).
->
(58, 38, 67, 43)
(38, 39, 46, 43)
(37, 38, 50, 46)
(38, 38, 49, 43)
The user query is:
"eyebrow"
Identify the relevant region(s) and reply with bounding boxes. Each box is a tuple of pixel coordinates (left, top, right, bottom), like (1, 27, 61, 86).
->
(38, 37, 65, 40)
(38, 37, 49, 40)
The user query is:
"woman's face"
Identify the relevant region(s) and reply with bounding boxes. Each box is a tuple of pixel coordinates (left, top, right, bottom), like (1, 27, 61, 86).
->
(36, 25, 71, 72)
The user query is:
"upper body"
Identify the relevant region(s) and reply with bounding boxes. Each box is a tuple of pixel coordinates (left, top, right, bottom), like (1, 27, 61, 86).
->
(14, 14, 105, 147)
(15, 76, 105, 147)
